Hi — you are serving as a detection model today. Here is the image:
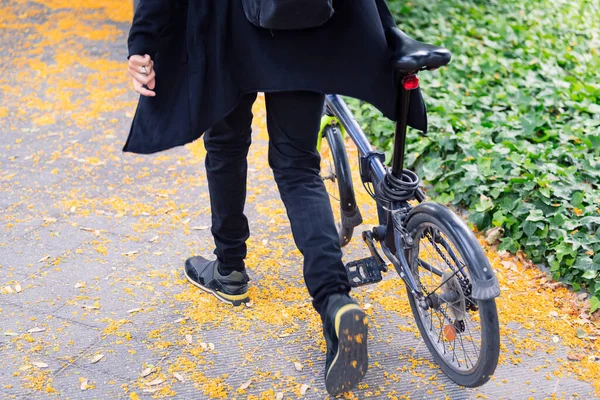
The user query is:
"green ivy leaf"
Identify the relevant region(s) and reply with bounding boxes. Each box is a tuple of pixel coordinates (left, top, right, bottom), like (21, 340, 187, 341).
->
(475, 195, 494, 213)
(576, 327, 588, 339)
(351, 0, 600, 296)
(526, 209, 546, 222)
(498, 237, 519, 253)
(571, 191, 585, 209)
(555, 242, 575, 263)
(572, 256, 597, 271)
(435, 192, 455, 204)
(582, 270, 598, 280)
(522, 220, 543, 237)
(422, 158, 444, 181)
(590, 296, 600, 313)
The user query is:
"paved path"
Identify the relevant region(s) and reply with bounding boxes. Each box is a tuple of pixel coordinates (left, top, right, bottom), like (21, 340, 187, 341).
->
(0, 1, 598, 399)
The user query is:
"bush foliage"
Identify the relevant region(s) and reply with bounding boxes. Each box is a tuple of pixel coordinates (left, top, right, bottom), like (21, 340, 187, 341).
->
(351, 0, 600, 309)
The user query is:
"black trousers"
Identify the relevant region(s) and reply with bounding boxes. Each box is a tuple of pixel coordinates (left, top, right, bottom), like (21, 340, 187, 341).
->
(203, 91, 351, 313)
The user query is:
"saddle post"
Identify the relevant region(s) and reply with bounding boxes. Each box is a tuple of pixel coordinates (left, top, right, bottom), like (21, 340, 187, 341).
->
(391, 74, 419, 178)
(384, 73, 420, 254)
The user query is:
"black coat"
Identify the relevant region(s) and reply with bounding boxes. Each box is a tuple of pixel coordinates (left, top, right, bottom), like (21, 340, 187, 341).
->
(125, 0, 427, 154)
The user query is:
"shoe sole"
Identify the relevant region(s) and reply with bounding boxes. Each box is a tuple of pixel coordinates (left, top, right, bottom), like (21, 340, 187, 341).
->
(184, 267, 249, 307)
(325, 304, 368, 395)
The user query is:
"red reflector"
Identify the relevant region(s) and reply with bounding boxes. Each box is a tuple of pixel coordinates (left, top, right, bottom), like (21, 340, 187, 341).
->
(403, 75, 419, 90)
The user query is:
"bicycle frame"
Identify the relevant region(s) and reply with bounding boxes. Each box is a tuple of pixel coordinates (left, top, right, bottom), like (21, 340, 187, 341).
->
(325, 80, 425, 186)
(325, 95, 387, 182)
(324, 84, 501, 303)
(324, 82, 426, 298)
(320, 33, 500, 387)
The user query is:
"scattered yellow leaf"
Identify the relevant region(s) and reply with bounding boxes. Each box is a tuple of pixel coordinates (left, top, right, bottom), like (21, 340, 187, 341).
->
(239, 378, 252, 391)
(145, 378, 164, 386)
(173, 372, 185, 382)
(300, 384, 309, 396)
(89, 354, 104, 364)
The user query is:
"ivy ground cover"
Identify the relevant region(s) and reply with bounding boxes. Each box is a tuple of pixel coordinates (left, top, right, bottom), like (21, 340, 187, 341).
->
(351, 0, 600, 309)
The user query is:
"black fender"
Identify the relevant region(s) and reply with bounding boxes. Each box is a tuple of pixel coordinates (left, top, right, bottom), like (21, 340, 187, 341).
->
(323, 125, 362, 228)
(406, 202, 500, 300)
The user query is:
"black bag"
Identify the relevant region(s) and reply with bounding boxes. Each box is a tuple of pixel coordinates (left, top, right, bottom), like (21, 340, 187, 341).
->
(241, 0, 334, 30)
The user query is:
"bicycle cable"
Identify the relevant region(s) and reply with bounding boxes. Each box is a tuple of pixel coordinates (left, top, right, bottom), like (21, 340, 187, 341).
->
(375, 168, 420, 202)
(359, 158, 390, 205)
(359, 163, 422, 220)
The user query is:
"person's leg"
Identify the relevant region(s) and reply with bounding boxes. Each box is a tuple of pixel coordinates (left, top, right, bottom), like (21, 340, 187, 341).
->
(265, 91, 367, 395)
(204, 93, 258, 273)
(184, 93, 257, 306)
(264, 91, 351, 313)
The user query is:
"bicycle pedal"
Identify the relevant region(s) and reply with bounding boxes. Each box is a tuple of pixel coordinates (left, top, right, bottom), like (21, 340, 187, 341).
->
(345, 257, 384, 287)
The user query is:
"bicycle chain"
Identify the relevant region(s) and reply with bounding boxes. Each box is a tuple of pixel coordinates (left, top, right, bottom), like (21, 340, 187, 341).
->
(412, 231, 477, 333)
(459, 275, 478, 312)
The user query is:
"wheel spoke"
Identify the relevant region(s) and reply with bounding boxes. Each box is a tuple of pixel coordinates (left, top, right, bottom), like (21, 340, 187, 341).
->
(321, 159, 340, 202)
(456, 326, 476, 369)
(428, 264, 468, 296)
(462, 312, 481, 355)
(417, 258, 444, 277)
(410, 224, 490, 375)
(433, 233, 468, 280)
(318, 132, 353, 248)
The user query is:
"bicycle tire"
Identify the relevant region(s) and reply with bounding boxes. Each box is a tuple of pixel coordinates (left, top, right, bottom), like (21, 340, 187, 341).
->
(319, 125, 362, 247)
(403, 206, 500, 387)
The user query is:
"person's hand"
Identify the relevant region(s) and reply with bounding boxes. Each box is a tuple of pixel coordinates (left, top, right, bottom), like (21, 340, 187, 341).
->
(128, 54, 156, 97)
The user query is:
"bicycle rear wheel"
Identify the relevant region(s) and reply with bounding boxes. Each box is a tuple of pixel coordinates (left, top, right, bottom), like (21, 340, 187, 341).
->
(403, 205, 500, 387)
(319, 124, 361, 247)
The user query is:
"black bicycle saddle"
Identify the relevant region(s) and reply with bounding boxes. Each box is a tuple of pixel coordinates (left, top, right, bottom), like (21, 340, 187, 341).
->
(386, 28, 452, 73)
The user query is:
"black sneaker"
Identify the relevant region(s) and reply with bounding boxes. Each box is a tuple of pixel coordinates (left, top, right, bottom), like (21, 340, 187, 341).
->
(184, 256, 250, 306)
(321, 293, 368, 396)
